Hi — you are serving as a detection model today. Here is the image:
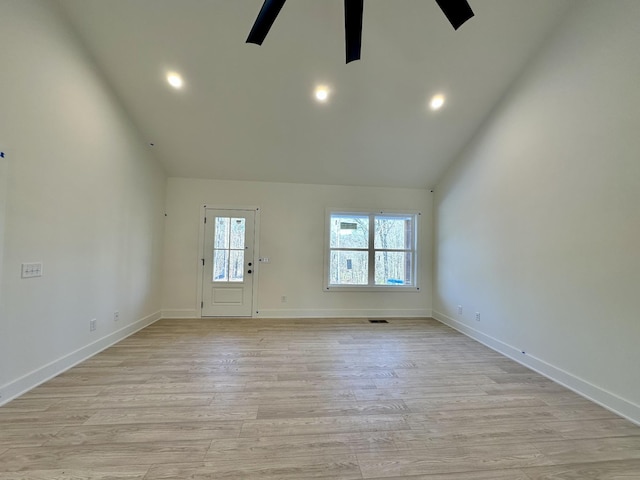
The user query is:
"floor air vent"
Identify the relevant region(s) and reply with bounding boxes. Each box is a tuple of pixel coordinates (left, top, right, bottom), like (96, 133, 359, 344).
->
(369, 319, 389, 323)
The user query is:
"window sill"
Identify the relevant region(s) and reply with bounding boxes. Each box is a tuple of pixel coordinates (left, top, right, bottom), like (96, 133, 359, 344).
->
(324, 285, 420, 292)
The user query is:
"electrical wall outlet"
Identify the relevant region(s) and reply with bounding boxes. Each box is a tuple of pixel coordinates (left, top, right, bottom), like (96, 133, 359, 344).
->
(261, 257, 270, 263)
(457, 305, 463, 315)
(114, 311, 120, 322)
(90, 318, 97, 332)
(475, 312, 481, 322)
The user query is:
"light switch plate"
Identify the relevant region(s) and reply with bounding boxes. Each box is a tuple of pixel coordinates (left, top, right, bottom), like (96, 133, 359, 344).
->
(21, 262, 43, 278)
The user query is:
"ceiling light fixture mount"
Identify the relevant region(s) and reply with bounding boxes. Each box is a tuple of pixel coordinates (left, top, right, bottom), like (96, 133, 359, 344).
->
(246, 0, 474, 64)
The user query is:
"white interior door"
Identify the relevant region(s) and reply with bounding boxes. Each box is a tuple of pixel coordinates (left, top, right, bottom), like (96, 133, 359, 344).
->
(202, 208, 255, 317)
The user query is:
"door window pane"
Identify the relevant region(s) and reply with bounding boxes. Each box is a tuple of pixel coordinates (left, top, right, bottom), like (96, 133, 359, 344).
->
(214, 217, 230, 249)
(213, 249, 229, 282)
(230, 218, 246, 249)
(375, 251, 412, 285)
(330, 215, 369, 249)
(329, 250, 368, 285)
(229, 250, 245, 282)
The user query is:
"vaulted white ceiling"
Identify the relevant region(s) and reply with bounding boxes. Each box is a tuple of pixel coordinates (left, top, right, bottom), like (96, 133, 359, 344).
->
(58, 0, 573, 188)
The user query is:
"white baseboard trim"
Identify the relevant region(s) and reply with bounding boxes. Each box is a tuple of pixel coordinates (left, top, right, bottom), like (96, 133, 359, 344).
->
(161, 309, 198, 319)
(256, 308, 431, 319)
(432, 310, 640, 426)
(0, 311, 161, 406)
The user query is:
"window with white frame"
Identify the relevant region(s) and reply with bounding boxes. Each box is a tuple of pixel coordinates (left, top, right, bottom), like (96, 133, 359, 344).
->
(325, 210, 419, 290)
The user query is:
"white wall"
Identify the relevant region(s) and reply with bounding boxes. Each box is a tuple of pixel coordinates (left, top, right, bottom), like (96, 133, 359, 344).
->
(434, 1, 640, 423)
(0, 0, 166, 403)
(163, 178, 432, 318)
(0, 156, 7, 331)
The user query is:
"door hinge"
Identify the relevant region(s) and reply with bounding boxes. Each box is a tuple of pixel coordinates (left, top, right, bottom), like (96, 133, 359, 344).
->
(202, 258, 205, 266)
(201, 301, 203, 308)
(204, 217, 207, 224)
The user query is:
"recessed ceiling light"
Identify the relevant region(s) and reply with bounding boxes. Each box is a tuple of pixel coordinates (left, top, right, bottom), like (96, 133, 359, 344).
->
(314, 85, 330, 103)
(167, 72, 183, 89)
(429, 94, 446, 111)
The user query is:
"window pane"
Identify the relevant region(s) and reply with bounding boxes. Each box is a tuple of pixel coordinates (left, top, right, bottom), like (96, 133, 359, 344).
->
(375, 251, 412, 285)
(213, 249, 229, 282)
(374, 216, 413, 250)
(329, 250, 368, 285)
(229, 250, 244, 282)
(214, 217, 230, 249)
(330, 215, 369, 249)
(230, 218, 246, 249)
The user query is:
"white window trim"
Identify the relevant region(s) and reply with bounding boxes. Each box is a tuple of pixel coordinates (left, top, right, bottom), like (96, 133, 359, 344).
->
(323, 208, 421, 292)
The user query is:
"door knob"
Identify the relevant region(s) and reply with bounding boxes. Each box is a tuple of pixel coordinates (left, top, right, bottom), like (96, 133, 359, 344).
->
(248, 269, 252, 274)
(248, 262, 252, 266)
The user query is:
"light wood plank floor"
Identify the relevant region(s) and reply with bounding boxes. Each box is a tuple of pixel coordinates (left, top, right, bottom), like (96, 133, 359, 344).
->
(1, 318, 639, 479)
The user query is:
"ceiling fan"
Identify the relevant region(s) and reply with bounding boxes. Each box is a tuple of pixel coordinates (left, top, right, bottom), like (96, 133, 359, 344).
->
(246, 0, 475, 63)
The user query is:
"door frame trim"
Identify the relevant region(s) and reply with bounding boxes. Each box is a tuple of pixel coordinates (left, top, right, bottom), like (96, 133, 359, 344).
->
(196, 204, 261, 318)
